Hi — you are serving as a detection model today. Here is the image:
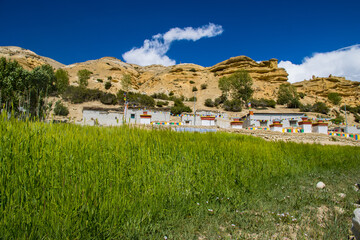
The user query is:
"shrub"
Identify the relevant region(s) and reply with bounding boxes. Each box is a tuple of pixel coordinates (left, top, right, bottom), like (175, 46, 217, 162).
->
(328, 92, 342, 105)
(298, 92, 306, 99)
(100, 93, 117, 105)
(169, 91, 174, 96)
(331, 116, 345, 124)
(287, 98, 301, 108)
(189, 80, 195, 84)
(156, 101, 168, 107)
(97, 79, 103, 83)
(77, 69, 92, 88)
(170, 99, 192, 115)
(250, 98, 276, 109)
(312, 102, 330, 114)
(105, 81, 112, 90)
(214, 94, 227, 106)
(201, 84, 208, 90)
(192, 86, 198, 92)
(107, 76, 112, 80)
(62, 86, 102, 104)
(151, 92, 169, 100)
(189, 68, 196, 72)
(117, 90, 155, 108)
(223, 99, 242, 112)
(204, 99, 215, 107)
(188, 96, 197, 102)
(299, 104, 313, 112)
(53, 101, 69, 116)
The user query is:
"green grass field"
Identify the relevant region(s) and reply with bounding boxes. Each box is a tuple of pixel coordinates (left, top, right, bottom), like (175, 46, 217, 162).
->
(0, 116, 359, 239)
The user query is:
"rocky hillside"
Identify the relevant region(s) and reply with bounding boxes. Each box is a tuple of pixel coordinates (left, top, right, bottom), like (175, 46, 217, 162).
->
(293, 76, 360, 106)
(0, 46, 64, 70)
(1, 46, 359, 110)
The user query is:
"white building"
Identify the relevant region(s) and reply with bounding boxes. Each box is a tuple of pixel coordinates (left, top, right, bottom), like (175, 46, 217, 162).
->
(181, 110, 228, 127)
(82, 107, 170, 126)
(298, 117, 312, 133)
(242, 111, 306, 128)
(82, 107, 122, 126)
(312, 121, 329, 134)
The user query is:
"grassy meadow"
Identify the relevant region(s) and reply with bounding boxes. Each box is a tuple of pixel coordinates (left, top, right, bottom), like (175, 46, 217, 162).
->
(0, 116, 359, 239)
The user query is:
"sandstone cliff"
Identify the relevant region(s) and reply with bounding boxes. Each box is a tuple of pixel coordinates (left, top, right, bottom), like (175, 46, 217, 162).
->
(293, 76, 360, 106)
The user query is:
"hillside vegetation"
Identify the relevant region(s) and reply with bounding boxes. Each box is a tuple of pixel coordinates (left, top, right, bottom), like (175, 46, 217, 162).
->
(0, 116, 359, 238)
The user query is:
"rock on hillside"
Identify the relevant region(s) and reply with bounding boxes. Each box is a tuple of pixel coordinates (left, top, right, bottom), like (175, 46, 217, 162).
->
(0, 46, 64, 70)
(209, 56, 289, 99)
(293, 76, 360, 106)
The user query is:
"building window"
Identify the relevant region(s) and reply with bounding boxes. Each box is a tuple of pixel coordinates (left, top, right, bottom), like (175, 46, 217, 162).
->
(131, 114, 135, 119)
(289, 120, 297, 127)
(185, 120, 190, 124)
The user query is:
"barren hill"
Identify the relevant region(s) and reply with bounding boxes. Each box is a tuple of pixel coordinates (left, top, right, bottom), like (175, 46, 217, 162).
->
(1, 46, 359, 111)
(0, 46, 64, 70)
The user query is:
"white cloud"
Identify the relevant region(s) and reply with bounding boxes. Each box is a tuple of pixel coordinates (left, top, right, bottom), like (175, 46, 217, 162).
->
(122, 23, 223, 66)
(279, 44, 360, 83)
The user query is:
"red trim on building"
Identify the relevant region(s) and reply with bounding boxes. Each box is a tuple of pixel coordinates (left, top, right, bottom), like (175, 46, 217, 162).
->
(201, 116, 215, 120)
(312, 122, 328, 126)
(140, 114, 151, 118)
(299, 121, 312, 125)
(231, 121, 244, 125)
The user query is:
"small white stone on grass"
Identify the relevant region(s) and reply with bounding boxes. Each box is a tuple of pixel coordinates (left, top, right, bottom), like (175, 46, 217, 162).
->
(316, 181, 326, 189)
(337, 193, 346, 199)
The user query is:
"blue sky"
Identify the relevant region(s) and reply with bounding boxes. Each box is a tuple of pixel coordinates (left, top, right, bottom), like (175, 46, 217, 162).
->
(1, 0, 360, 82)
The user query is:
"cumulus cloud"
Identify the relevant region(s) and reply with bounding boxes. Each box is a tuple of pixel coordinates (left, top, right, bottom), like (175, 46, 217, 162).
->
(279, 44, 360, 83)
(122, 23, 223, 66)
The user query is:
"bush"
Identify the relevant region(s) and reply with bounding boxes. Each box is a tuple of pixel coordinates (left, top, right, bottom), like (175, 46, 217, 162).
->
(223, 99, 242, 112)
(331, 116, 345, 124)
(97, 79, 103, 83)
(100, 93, 117, 105)
(201, 84, 207, 90)
(105, 81, 112, 90)
(189, 68, 196, 72)
(214, 94, 227, 106)
(298, 92, 306, 99)
(204, 99, 215, 107)
(156, 101, 168, 107)
(77, 69, 92, 88)
(328, 92, 341, 105)
(62, 86, 103, 104)
(188, 96, 197, 102)
(287, 98, 301, 108)
(189, 80, 195, 84)
(107, 76, 112, 80)
(250, 98, 276, 109)
(312, 102, 330, 114)
(299, 104, 313, 112)
(117, 90, 155, 108)
(53, 101, 69, 116)
(192, 86, 198, 92)
(151, 92, 169, 100)
(170, 99, 192, 115)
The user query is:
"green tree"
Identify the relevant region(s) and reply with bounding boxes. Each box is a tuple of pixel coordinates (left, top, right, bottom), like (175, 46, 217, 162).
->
(328, 92, 342, 105)
(54, 69, 69, 93)
(218, 70, 253, 105)
(77, 69, 92, 88)
(121, 74, 132, 91)
(277, 84, 299, 106)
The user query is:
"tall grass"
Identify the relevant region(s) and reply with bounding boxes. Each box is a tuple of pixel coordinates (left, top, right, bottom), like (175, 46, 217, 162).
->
(0, 116, 359, 239)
